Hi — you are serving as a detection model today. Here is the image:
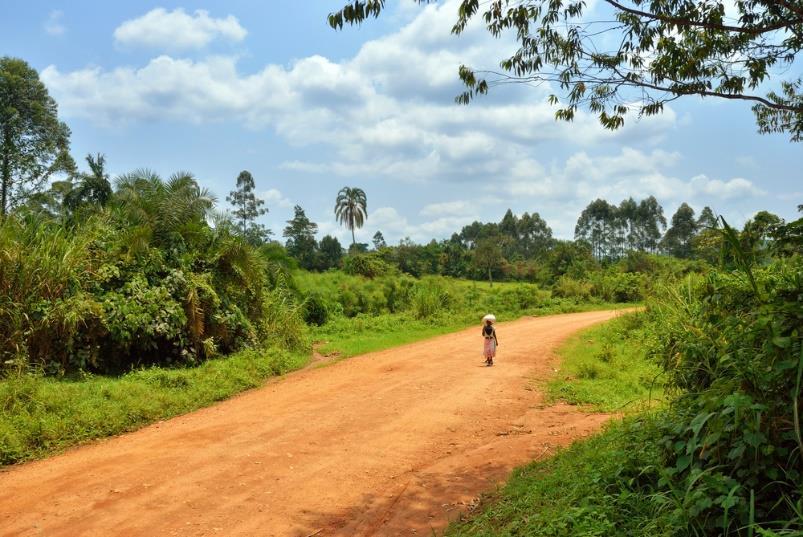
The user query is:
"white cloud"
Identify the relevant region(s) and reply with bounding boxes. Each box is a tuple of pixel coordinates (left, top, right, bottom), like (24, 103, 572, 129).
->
(42, 0, 774, 243)
(420, 200, 474, 216)
(44, 10, 65, 36)
(114, 8, 247, 50)
(262, 188, 293, 209)
(689, 175, 765, 199)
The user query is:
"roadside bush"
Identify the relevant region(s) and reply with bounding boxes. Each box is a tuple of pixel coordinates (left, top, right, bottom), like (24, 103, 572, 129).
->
(646, 257, 803, 534)
(552, 276, 594, 302)
(0, 191, 300, 375)
(302, 291, 330, 326)
(496, 284, 551, 310)
(589, 271, 645, 302)
(411, 281, 453, 319)
(342, 254, 391, 278)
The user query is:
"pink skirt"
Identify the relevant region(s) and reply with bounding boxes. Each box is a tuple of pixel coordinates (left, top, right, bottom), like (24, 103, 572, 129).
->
(483, 338, 496, 358)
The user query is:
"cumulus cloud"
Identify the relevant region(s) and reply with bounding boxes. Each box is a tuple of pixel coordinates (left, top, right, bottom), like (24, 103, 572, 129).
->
(44, 10, 65, 36)
(420, 200, 474, 217)
(262, 188, 293, 209)
(491, 146, 766, 237)
(363, 206, 480, 243)
(114, 8, 247, 50)
(40, 0, 768, 243)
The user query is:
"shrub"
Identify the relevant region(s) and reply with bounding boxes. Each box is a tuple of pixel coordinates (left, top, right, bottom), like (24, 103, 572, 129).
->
(302, 291, 329, 326)
(411, 281, 453, 319)
(552, 276, 594, 302)
(646, 258, 803, 534)
(342, 254, 391, 278)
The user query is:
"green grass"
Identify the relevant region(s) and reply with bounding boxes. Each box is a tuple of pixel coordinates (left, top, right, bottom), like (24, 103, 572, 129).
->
(0, 346, 307, 466)
(545, 312, 664, 412)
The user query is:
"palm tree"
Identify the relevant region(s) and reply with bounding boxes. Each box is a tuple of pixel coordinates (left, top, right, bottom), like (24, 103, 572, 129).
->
(114, 169, 216, 255)
(334, 187, 367, 248)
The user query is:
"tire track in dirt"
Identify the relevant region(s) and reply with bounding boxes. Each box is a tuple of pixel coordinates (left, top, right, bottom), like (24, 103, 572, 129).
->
(0, 309, 626, 536)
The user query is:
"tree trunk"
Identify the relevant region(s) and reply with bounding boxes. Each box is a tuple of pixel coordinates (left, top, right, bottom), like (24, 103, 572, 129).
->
(1, 130, 11, 218)
(488, 266, 493, 288)
(351, 226, 356, 248)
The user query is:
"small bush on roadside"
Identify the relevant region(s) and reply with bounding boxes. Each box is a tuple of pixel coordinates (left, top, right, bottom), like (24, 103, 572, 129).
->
(342, 254, 391, 278)
(552, 276, 594, 302)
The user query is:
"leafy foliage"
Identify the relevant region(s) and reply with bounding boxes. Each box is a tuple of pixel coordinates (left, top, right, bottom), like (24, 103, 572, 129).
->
(0, 57, 75, 216)
(226, 170, 270, 245)
(330, 1, 803, 141)
(334, 186, 367, 247)
(0, 170, 308, 375)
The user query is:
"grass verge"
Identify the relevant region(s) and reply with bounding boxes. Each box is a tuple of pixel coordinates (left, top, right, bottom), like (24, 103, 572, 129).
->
(0, 347, 307, 466)
(545, 312, 664, 412)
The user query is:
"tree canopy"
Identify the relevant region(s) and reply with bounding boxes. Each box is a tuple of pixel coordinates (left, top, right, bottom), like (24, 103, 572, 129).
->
(330, 1, 803, 141)
(226, 170, 270, 245)
(334, 186, 367, 247)
(1, 57, 74, 216)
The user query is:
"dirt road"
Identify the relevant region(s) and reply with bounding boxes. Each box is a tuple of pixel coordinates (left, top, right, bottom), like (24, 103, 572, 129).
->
(0, 309, 623, 536)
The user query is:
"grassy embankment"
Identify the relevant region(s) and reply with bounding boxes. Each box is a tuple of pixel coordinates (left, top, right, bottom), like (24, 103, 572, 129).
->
(447, 312, 670, 536)
(0, 273, 636, 466)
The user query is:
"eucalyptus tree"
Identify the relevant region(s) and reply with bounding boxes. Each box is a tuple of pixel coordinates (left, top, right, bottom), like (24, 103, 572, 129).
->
(0, 57, 75, 216)
(575, 199, 617, 260)
(227, 170, 269, 245)
(330, 1, 803, 141)
(372, 230, 387, 250)
(283, 205, 319, 269)
(334, 186, 367, 248)
(516, 211, 553, 259)
(661, 203, 698, 258)
(636, 196, 667, 252)
(617, 198, 639, 254)
(696, 206, 719, 229)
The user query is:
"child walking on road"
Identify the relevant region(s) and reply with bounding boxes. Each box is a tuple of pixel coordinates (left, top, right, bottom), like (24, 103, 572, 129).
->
(482, 315, 498, 366)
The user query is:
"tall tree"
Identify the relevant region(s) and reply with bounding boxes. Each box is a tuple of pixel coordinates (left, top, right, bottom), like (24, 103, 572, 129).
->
(0, 57, 74, 216)
(472, 237, 504, 286)
(617, 198, 639, 254)
(575, 199, 617, 260)
(226, 170, 269, 244)
(498, 208, 520, 260)
(372, 230, 386, 250)
(334, 186, 367, 248)
(319, 234, 343, 270)
(696, 206, 719, 229)
(636, 196, 667, 253)
(661, 203, 698, 258)
(283, 205, 319, 269)
(331, 1, 803, 141)
(517, 211, 553, 259)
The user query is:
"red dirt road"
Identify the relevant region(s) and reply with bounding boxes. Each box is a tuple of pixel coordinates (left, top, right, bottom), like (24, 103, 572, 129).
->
(0, 310, 624, 536)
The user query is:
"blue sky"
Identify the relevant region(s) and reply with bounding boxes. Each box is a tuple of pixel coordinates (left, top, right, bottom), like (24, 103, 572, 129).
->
(2, 1, 801, 243)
